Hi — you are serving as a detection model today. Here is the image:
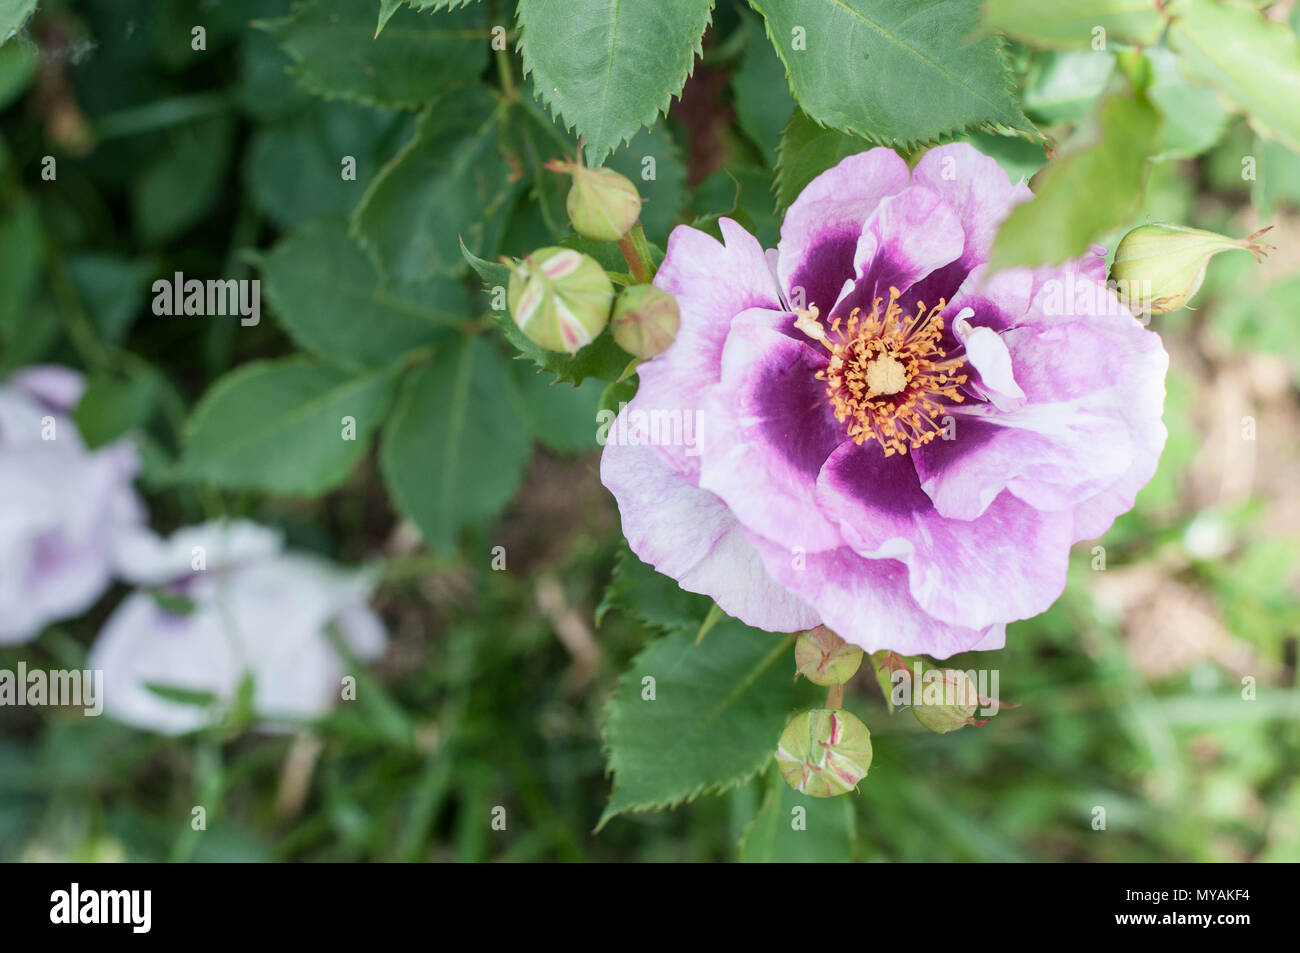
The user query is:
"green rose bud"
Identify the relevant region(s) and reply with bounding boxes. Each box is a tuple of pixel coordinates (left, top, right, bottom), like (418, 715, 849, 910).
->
(794, 625, 863, 687)
(1110, 223, 1273, 316)
(775, 708, 873, 797)
(546, 159, 643, 242)
(611, 284, 680, 358)
(507, 247, 614, 354)
(910, 667, 980, 734)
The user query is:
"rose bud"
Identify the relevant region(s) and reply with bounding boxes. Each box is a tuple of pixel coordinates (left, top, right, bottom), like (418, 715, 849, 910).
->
(546, 159, 643, 241)
(611, 284, 680, 358)
(1110, 223, 1274, 315)
(507, 247, 614, 354)
(794, 625, 863, 686)
(910, 668, 980, 734)
(776, 708, 873, 797)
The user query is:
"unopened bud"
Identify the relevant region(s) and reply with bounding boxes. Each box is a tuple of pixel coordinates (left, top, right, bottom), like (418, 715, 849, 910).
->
(794, 625, 863, 686)
(611, 284, 680, 358)
(910, 668, 979, 734)
(507, 247, 614, 354)
(547, 159, 642, 241)
(1110, 223, 1273, 315)
(775, 708, 872, 797)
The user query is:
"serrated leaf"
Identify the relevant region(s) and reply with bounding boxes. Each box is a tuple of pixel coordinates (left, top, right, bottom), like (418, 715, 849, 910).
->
(246, 101, 412, 229)
(182, 358, 398, 495)
(378, 0, 480, 38)
(989, 90, 1162, 271)
(1168, 0, 1300, 152)
(738, 765, 855, 862)
(981, 0, 1163, 48)
(516, 0, 713, 166)
(380, 336, 532, 553)
(597, 622, 819, 829)
(749, 0, 1031, 149)
(352, 86, 517, 282)
(262, 0, 487, 109)
(595, 544, 712, 631)
(774, 109, 875, 213)
(260, 219, 463, 371)
(0, 1, 36, 45)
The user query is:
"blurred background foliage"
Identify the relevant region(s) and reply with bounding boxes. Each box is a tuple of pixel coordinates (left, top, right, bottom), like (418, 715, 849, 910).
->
(1, 0, 1298, 861)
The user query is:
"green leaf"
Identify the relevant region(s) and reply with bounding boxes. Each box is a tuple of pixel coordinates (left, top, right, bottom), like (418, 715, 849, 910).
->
(0, 195, 43, 336)
(958, 131, 1048, 185)
(74, 369, 163, 450)
(738, 766, 855, 862)
(981, 0, 1163, 48)
(748, 0, 1031, 149)
(1147, 46, 1229, 160)
(605, 125, 687, 242)
(989, 90, 1162, 271)
(774, 108, 874, 213)
(246, 101, 412, 229)
(509, 362, 604, 453)
(1250, 138, 1300, 217)
(516, 0, 713, 166)
(1021, 50, 1116, 125)
(501, 99, 579, 239)
(733, 14, 795, 159)
(0, 34, 37, 106)
(352, 86, 517, 282)
(380, 337, 533, 553)
(182, 358, 399, 495)
(495, 311, 631, 386)
(131, 117, 234, 247)
(259, 219, 463, 371)
(692, 165, 781, 247)
(595, 544, 713, 631)
(0, 0, 36, 45)
(67, 253, 155, 348)
(378, 0, 481, 38)
(1168, 0, 1300, 152)
(261, 0, 488, 109)
(597, 622, 819, 829)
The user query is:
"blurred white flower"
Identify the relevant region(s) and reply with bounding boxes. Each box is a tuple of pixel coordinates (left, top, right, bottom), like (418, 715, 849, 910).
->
(0, 366, 143, 644)
(89, 519, 387, 735)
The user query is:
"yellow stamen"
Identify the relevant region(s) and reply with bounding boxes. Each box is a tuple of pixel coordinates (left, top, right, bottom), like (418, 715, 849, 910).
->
(811, 287, 968, 456)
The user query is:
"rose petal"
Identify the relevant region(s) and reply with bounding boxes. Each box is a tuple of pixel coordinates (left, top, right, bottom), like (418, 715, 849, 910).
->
(815, 440, 1073, 628)
(777, 149, 910, 317)
(601, 407, 822, 632)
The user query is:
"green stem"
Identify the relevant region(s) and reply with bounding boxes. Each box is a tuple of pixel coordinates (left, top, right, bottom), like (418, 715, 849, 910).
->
(491, 2, 516, 100)
(618, 222, 655, 284)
